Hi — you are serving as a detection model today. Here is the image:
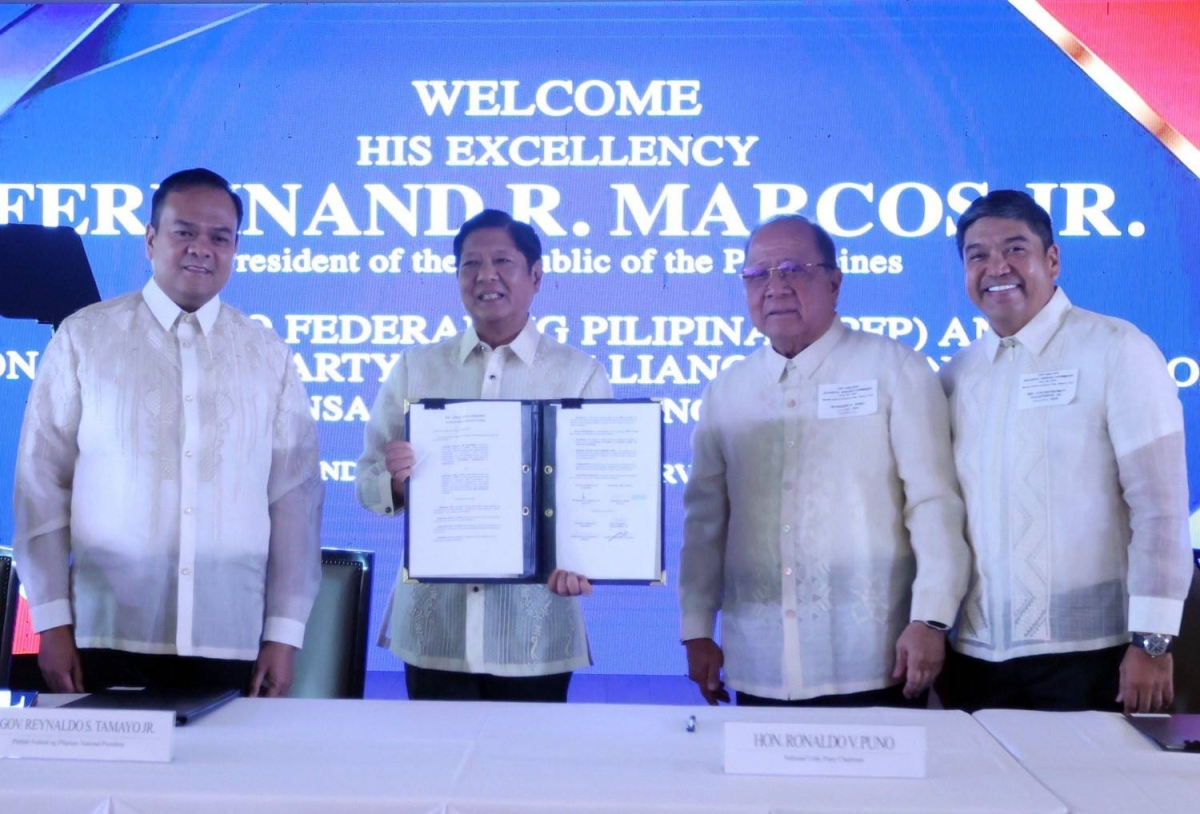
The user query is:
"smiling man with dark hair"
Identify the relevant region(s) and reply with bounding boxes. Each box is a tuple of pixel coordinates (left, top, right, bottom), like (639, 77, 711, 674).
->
(13, 168, 322, 698)
(940, 189, 1192, 714)
(358, 209, 609, 702)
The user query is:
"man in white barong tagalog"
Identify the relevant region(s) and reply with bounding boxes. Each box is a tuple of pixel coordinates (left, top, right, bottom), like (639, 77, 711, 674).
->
(357, 209, 608, 702)
(679, 215, 971, 707)
(13, 168, 323, 697)
(940, 189, 1193, 714)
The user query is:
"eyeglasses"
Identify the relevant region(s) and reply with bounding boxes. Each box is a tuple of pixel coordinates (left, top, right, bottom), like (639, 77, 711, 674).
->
(739, 261, 835, 287)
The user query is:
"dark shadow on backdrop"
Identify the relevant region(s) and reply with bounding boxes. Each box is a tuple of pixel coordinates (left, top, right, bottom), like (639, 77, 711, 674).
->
(0, 223, 101, 329)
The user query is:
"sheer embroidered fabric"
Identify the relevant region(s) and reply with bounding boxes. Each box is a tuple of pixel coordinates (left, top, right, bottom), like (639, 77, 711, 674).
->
(680, 321, 970, 700)
(358, 319, 611, 676)
(14, 280, 323, 659)
(941, 289, 1192, 661)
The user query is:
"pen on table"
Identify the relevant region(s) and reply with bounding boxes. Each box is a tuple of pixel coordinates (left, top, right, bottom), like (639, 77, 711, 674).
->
(686, 715, 696, 733)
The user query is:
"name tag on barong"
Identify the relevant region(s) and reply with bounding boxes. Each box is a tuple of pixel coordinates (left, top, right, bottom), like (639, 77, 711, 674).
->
(1018, 369, 1078, 409)
(817, 380, 878, 419)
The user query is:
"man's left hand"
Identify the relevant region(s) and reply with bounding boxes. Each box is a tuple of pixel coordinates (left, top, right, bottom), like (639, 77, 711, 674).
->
(250, 641, 298, 698)
(546, 569, 592, 597)
(892, 622, 946, 699)
(1117, 646, 1173, 714)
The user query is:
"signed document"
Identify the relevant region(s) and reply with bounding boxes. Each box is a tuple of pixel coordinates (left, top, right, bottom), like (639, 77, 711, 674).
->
(551, 401, 662, 581)
(406, 400, 528, 579)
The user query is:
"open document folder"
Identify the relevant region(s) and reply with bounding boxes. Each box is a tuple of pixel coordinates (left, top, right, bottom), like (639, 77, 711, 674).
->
(403, 399, 664, 585)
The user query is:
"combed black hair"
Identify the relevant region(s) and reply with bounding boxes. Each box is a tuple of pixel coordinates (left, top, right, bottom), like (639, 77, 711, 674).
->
(453, 209, 541, 268)
(955, 189, 1054, 257)
(150, 168, 243, 231)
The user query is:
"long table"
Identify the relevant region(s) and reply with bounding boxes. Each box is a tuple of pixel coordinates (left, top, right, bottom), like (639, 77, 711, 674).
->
(974, 710, 1200, 814)
(1, 700, 1067, 814)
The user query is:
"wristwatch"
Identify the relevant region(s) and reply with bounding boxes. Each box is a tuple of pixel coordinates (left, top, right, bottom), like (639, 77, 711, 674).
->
(1130, 632, 1175, 658)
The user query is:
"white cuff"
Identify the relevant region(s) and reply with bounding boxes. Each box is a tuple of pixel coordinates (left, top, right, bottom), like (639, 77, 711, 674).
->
(30, 598, 73, 633)
(1128, 596, 1185, 636)
(376, 470, 397, 515)
(910, 592, 958, 630)
(680, 611, 717, 642)
(262, 616, 307, 648)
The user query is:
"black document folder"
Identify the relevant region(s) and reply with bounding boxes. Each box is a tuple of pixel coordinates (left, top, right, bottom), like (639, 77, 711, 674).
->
(64, 687, 239, 726)
(402, 398, 664, 585)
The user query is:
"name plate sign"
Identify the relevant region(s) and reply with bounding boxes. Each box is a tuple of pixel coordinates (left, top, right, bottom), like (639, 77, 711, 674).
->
(724, 722, 926, 778)
(0, 708, 174, 763)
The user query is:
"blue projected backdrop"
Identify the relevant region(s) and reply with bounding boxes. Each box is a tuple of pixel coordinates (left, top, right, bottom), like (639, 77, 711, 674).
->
(1, 2, 1198, 674)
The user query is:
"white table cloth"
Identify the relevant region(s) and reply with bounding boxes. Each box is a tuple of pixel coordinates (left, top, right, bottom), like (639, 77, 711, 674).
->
(974, 710, 1200, 814)
(2, 700, 1066, 813)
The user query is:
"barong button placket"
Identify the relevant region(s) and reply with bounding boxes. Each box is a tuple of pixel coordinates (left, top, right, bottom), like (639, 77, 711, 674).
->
(175, 314, 202, 656)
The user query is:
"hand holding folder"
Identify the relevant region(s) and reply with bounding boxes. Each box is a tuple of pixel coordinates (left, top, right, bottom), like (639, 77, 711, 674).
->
(401, 399, 664, 585)
(546, 569, 593, 597)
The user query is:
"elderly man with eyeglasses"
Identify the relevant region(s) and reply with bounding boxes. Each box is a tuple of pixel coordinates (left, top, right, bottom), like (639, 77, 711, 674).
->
(678, 215, 971, 707)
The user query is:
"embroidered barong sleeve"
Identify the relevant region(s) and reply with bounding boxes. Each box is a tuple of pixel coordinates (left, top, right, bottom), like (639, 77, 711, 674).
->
(12, 325, 82, 633)
(357, 354, 409, 516)
(262, 355, 324, 647)
(578, 365, 613, 400)
(1105, 331, 1192, 636)
(889, 353, 971, 626)
(678, 385, 730, 642)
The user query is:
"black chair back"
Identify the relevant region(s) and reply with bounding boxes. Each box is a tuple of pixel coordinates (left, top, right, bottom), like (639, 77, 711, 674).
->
(290, 548, 373, 699)
(0, 547, 18, 687)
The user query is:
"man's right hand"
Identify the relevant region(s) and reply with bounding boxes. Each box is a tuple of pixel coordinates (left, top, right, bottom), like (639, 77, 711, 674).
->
(385, 440, 417, 501)
(38, 625, 84, 693)
(685, 638, 730, 705)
